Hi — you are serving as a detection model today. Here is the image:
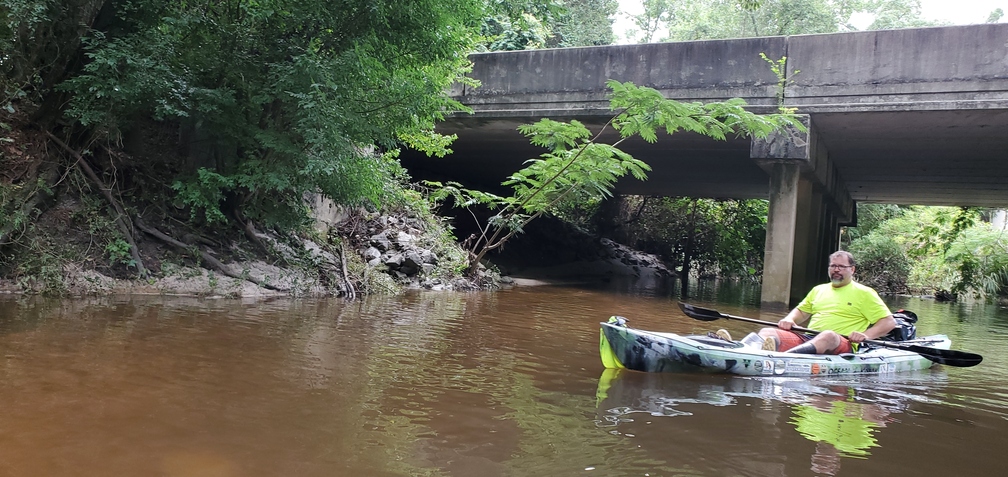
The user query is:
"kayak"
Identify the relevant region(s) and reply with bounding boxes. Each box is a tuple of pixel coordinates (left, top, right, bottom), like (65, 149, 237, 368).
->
(599, 317, 952, 377)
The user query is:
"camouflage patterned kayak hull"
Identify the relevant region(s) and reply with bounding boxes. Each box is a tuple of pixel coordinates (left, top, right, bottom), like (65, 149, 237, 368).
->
(600, 320, 951, 377)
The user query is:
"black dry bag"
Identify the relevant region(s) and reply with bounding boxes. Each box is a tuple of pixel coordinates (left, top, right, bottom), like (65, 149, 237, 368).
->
(882, 309, 918, 341)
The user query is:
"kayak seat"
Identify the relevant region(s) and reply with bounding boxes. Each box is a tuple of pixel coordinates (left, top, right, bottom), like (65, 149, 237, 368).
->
(688, 335, 745, 349)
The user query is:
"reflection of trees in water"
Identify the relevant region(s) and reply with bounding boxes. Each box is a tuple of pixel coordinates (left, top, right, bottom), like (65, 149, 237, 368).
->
(284, 290, 666, 476)
(0, 294, 522, 475)
(0, 292, 991, 476)
(346, 291, 674, 476)
(17, 291, 626, 476)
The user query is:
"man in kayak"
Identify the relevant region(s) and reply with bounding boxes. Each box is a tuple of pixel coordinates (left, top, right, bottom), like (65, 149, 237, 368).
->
(757, 251, 897, 354)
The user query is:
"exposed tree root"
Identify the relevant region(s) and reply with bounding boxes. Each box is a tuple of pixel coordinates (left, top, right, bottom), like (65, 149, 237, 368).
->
(340, 241, 356, 300)
(236, 214, 292, 268)
(45, 131, 148, 277)
(241, 216, 271, 256)
(134, 216, 285, 291)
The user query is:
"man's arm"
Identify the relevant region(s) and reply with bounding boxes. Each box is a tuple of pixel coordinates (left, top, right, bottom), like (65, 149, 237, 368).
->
(848, 315, 897, 343)
(778, 308, 811, 330)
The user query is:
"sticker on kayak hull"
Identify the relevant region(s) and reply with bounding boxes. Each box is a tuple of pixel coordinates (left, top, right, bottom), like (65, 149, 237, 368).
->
(784, 362, 812, 375)
(760, 359, 817, 375)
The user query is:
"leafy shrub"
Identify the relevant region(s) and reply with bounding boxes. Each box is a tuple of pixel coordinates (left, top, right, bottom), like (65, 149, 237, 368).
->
(848, 233, 911, 293)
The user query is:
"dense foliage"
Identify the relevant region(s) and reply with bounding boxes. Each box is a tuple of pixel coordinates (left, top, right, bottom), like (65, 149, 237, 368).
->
(67, 1, 486, 225)
(0, 0, 499, 290)
(606, 196, 770, 279)
(480, 0, 618, 50)
(844, 205, 1008, 300)
(553, 0, 620, 46)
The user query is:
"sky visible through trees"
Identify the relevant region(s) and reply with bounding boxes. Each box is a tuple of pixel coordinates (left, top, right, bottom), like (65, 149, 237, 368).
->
(613, 0, 1006, 43)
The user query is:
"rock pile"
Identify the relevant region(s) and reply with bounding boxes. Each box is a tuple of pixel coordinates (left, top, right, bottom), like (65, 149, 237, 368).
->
(365, 228, 439, 279)
(354, 214, 487, 291)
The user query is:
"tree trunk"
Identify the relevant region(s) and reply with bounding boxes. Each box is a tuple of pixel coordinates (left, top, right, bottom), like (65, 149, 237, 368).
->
(680, 198, 698, 298)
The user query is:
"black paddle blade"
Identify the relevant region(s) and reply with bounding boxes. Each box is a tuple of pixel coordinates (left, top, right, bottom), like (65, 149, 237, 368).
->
(678, 302, 724, 321)
(868, 339, 984, 367)
(902, 344, 983, 367)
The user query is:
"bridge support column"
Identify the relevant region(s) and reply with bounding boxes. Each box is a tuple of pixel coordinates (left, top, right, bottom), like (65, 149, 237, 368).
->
(762, 163, 808, 312)
(753, 116, 854, 311)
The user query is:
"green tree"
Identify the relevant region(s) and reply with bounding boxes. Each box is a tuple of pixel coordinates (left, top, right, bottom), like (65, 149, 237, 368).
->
(841, 206, 1008, 300)
(625, 0, 937, 43)
(480, 0, 619, 50)
(669, 0, 850, 40)
(0, 0, 501, 289)
(480, 0, 564, 50)
(553, 0, 619, 46)
(840, 203, 906, 245)
(629, 0, 679, 43)
(860, 0, 933, 30)
(608, 196, 768, 280)
(988, 8, 1004, 23)
(4, 0, 485, 250)
(848, 233, 911, 293)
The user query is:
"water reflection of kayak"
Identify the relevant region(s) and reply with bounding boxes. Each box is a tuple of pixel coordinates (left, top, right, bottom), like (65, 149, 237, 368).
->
(595, 368, 944, 461)
(595, 369, 940, 417)
(600, 319, 951, 376)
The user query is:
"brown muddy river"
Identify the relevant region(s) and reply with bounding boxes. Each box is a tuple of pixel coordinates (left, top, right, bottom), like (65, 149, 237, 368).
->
(1, 284, 1006, 476)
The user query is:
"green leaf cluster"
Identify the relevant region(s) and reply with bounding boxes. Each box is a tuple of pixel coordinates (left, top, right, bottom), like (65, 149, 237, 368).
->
(55, 0, 484, 227)
(607, 80, 801, 141)
(479, 0, 620, 50)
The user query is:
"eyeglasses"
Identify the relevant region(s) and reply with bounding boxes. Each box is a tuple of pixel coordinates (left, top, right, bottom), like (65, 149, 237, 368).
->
(828, 264, 853, 270)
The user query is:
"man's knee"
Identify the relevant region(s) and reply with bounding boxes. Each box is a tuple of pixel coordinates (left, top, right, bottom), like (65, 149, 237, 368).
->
(816, 330, 842, 346)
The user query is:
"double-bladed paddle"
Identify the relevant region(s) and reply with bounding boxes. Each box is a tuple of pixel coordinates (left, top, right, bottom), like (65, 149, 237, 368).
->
(678, 302, 983, 367)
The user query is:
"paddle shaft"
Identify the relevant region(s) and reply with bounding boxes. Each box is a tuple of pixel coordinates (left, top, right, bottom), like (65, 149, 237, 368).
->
(703, 309, 875, 343)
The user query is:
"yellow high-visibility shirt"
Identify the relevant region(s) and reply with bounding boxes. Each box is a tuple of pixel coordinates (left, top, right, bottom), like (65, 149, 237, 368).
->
(797, 281, 891, 337)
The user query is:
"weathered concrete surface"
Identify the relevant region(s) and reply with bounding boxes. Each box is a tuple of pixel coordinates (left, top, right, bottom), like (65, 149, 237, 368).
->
(786, 25, 1008, 112)
(453, 36, 784, 115)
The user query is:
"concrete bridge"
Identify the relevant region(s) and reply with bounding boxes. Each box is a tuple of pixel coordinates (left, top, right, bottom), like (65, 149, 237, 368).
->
(400, 24, 1008, 309)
